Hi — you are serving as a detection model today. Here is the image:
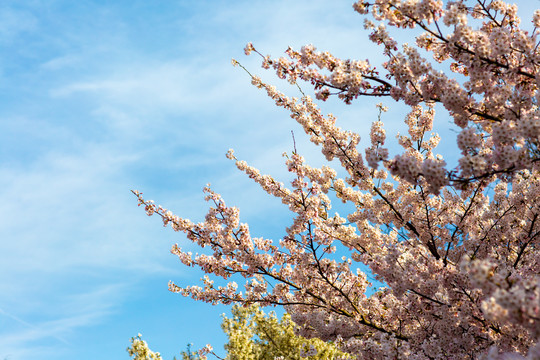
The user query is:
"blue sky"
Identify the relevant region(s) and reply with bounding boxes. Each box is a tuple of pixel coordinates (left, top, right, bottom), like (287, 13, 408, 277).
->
(0, 1, 538, 359)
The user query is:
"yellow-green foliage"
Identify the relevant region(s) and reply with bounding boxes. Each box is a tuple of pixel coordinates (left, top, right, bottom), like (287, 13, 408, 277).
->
(128, 306, 351, 360)
(222, 304, 351, 360)
(127, 334, 163, 360)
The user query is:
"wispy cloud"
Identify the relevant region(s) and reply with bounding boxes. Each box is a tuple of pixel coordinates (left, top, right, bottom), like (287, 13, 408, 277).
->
(0, 283, 126, 359)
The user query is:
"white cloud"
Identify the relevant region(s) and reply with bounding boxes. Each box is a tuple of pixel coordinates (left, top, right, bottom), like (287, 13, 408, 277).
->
(40, 54, 81, 71)
(0, 283, 126, 360)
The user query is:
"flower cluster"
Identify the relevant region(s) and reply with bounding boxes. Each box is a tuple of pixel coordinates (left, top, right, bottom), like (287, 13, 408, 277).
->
(241, 0, 540, 187)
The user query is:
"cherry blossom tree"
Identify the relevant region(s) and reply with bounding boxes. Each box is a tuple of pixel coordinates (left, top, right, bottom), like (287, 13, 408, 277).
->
(134, 1, 540, 359)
